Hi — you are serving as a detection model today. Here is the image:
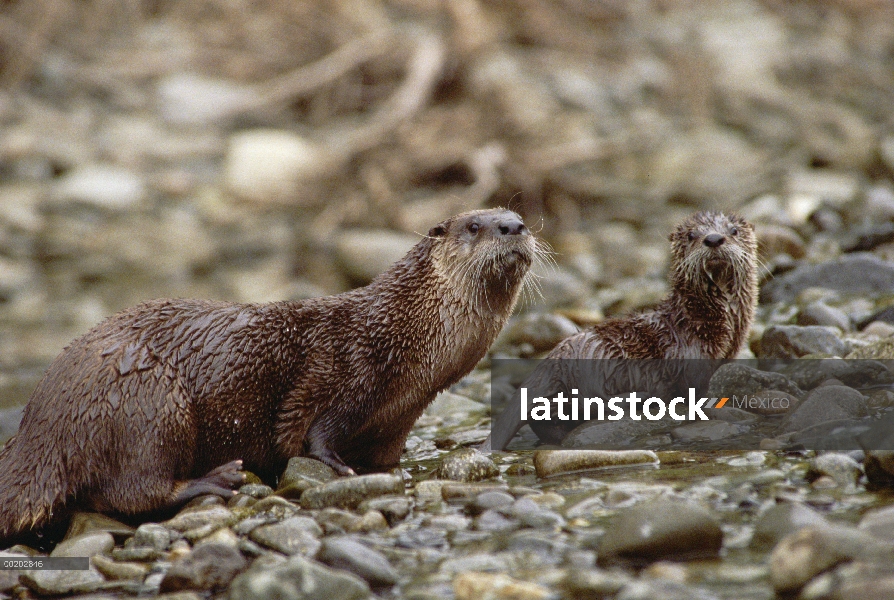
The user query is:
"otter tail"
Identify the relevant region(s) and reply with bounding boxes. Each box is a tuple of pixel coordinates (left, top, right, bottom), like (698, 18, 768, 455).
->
(0, 433, 72, 548)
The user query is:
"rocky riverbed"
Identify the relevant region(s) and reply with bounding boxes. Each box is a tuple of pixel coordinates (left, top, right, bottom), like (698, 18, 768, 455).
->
(3, 0, 894, 598)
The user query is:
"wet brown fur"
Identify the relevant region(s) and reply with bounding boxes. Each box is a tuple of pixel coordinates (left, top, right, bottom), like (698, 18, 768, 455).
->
(484, 211, 758, 450)
(0, 209, 535, 545)
(552, 211, 757, 360)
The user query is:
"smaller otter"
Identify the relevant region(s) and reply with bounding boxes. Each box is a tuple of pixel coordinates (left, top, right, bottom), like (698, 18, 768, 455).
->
(0, 209, 537, 547)
(482, 211, 758, 450)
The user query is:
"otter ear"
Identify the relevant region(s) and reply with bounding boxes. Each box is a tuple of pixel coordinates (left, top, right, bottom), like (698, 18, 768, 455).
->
(428, 224, 447, 237)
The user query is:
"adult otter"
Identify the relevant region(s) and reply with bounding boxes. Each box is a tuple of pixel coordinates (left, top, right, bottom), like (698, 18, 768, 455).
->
(0, 209, 535, 546)
(483, 211, 758, 450)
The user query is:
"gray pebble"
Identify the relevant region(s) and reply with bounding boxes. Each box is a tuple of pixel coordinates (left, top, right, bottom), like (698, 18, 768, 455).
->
(597, 498, 722, 566)
(250, 495, 301, 519)
(507, 496, 541, 517)
(797, 301, 850, 331)
(52, 164, 147, 209)
(505, 529, 569, 555)
(395, 528, 449, 550)
(238, 484, 273, 499)
(275, 457, 336, 500)
(318, 536, 399, 587)
(357, 495, 412, 523)
(440, 482, 509, 502)
(132, 523, 171, 552)
(233, 515, 277, 536)
(565, 568, 630, 598)
(50, 532, 114, 558)
(249, 516, 323, 556)
(783, 359, 892, 390)
(770, 524, 893, 594)
(228, 494, 257, 510)
(159, 542, 247, 593)
(474, 509, 518, 533)
(780, 385, 866, 434)
(20, 567, 106, 596)
(426, 514, 471, 531)
(617, 579, 720, 600)
(90, 554, 150, 581)
(859, 503, 894, 541)
(497, 312, 579, 352)
(112, 546, 161, 561)
(707, 362, 801, 400)
(808, 453, 862, 487)
(751, 502, 829, 551)
(228, 554, 370, 600)
(517, 509, 565, 530)
(469, 490, 515, 514)
(761, 254, 894, 304)
(759, 325, 848, 358)
(439, 552, 509, 575)
(315, 508, 362, 534)
(436, 448, 499, 482)
(165, 505, 234, 532)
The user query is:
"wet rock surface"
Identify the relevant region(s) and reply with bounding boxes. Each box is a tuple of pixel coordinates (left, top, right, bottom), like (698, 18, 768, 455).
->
(761, 254, 894, 304)
(275, 457, 337, 500)
(299, 474, 404, 510)
(596, 498, 723, 566)
(228, 554, 371, 600)
(159, 542, 248, 593)
(436, 448, 499, 482)
(779, 385, 867, 434)
(758, 325, 848, 358)
(317, 536, 399, 587)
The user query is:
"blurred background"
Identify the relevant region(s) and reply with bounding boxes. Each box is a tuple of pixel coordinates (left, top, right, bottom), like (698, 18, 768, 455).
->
(1, 0, 893, 417)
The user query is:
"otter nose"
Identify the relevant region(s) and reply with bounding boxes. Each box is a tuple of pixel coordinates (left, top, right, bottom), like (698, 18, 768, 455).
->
(497, 218, 527, 236)
(703, 233, 725, 248)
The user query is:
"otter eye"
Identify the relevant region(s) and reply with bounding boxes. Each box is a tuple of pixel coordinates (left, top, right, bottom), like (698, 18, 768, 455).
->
(687, 231, 696, 241)
(468, 222, 480, 235)
(730, 227, 739, 236)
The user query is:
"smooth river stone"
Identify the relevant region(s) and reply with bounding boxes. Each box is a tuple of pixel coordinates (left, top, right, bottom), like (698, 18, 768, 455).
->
(597, 498, 722, 566)
(770, 524, 893, 594)
(533, 450, 658, 477)
(275, 457, 336, 500)
(228, 555, 370, 600)
(318, 536, 398, 587)
(300, 474, 404, 509)
(750, 502, 829, 551)
(436, 448, 499, 482)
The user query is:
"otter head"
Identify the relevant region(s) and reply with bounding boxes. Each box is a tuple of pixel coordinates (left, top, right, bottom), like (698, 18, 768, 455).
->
(669, 211, 757, 292)
(427, 209, 536, 312)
